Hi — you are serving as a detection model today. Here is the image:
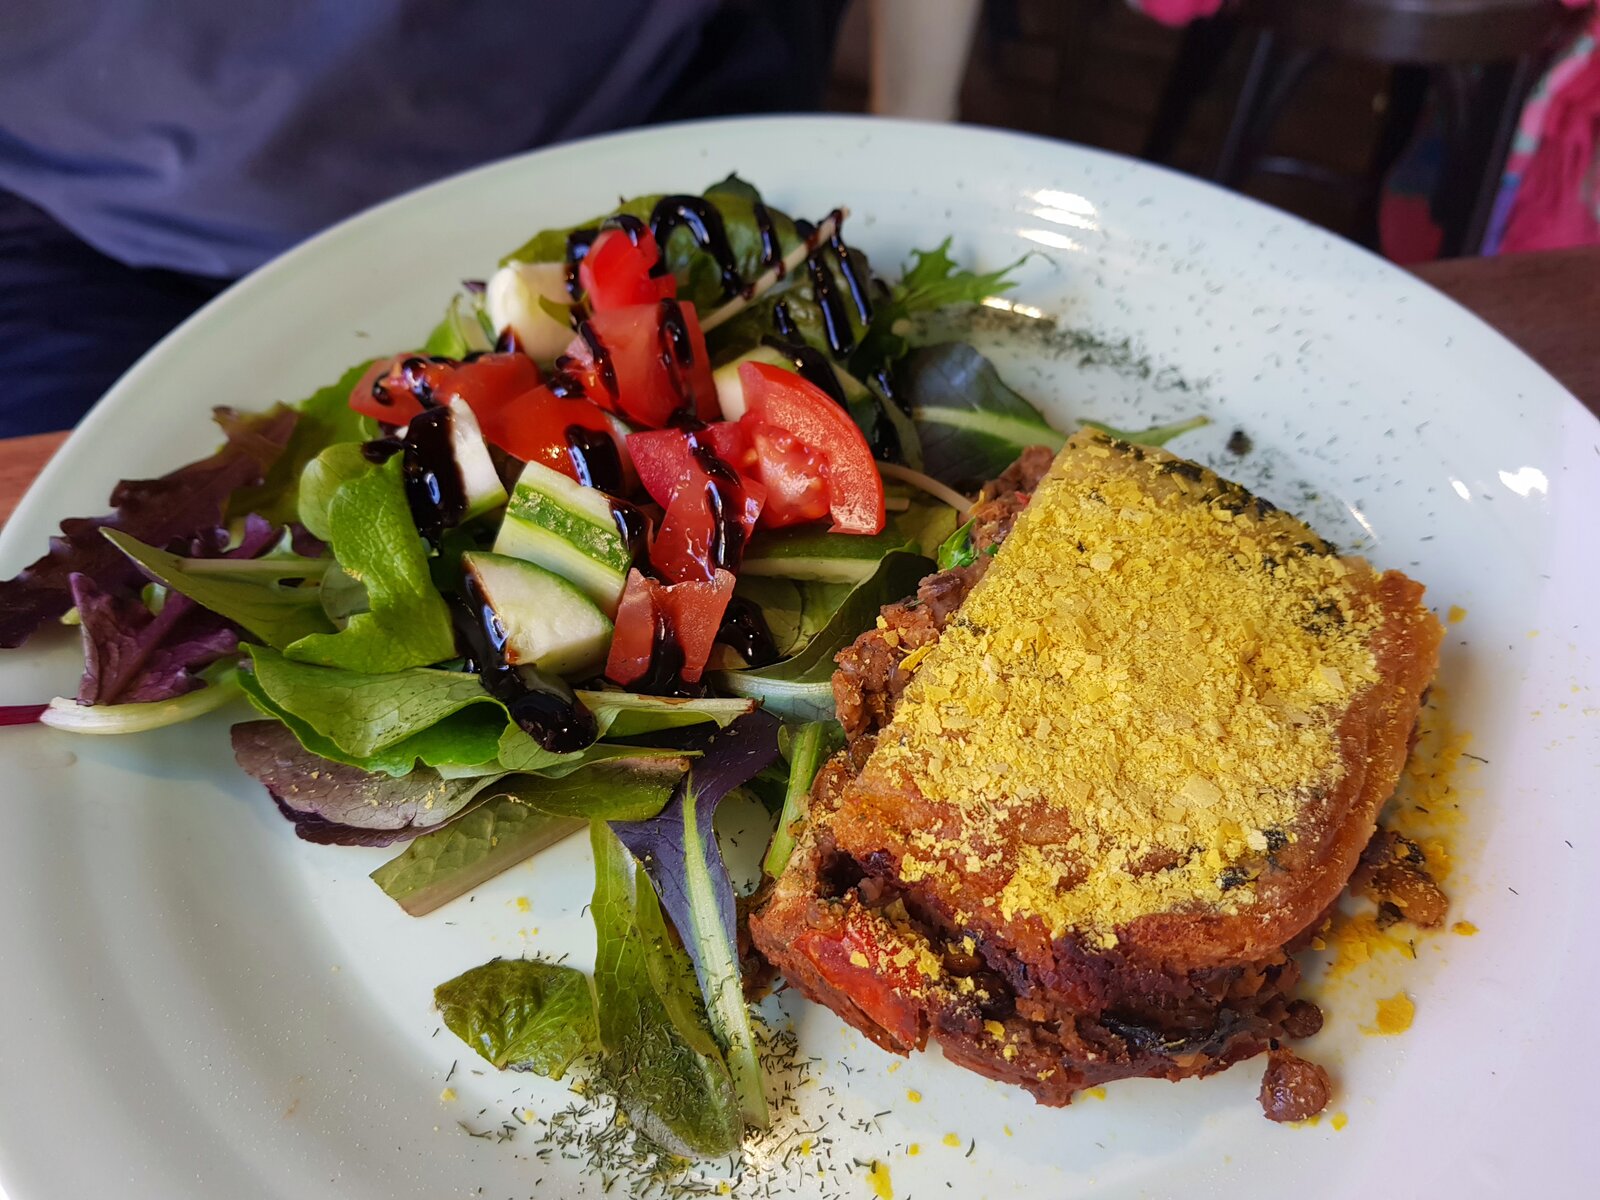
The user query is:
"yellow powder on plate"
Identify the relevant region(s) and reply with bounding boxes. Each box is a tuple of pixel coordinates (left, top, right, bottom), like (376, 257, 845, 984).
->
(1368, 992, 1415, 1035)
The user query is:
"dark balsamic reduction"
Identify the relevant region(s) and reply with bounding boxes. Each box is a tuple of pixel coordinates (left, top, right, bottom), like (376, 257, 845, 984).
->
(563, 424, 626, 494)
(635, 604, 692, 697)
(793, 218, 854, 356)
(608, 499, 649, 562)
(361, 437, 404, 464)
(564, 228, 599, 302)
(494, 326, 523, 355)
(656, 297, 695, 416)
(772, 300, 799, 341)
(717, 595, 778, 667)
(648, 195, 741, 298)
(456, 573, 598, 752)
(576, 321, 618, 398)
(397, 407, 467, 541)
(826, 217, 874, 325)
(688, 441, 748, 572)
(605, 212, 647, 244)
(752, 200, 784, 283)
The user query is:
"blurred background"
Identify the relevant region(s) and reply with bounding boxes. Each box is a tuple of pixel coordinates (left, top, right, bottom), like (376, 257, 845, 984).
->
(2, 0, 1596, 437)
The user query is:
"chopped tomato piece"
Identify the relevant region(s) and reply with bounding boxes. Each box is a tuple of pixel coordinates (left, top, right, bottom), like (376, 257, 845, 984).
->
(351, 353, 542, 427)
(793, 908, 925, 1050)
(625, 426, 764, 581)
(738, 362, 885, 534)
(743, 422, 832, 528)
(476, 384, 627, 489)
(562, 302, 716, 428)
(578, 227, 676, 312)
(605, 568, 735, 689)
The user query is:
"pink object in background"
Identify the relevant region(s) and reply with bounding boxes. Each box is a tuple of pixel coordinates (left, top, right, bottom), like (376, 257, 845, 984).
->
(1135, 0, 1225, 24)
(1490, 17, 1600, 253)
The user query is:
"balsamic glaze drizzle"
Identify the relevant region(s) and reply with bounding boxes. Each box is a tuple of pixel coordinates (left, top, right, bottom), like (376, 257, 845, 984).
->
(576, 321, 618, 399)
(648, 195, 742, 298)
(396, 407, 467, 541)
(717, 595, 778, 667)
(635, 603, 692, 696)
(455, 574, 598, 752)
(563, 425, 626, 494)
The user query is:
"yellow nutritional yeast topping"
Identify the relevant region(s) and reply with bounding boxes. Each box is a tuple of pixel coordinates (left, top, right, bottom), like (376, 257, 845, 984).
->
(866, 431, 1388, 945)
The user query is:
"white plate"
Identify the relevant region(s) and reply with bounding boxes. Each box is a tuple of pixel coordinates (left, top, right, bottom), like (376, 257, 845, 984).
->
(2, 117, 1597, 1199)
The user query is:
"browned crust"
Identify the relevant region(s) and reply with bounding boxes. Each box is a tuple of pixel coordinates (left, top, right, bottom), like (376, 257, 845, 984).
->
(751, 443, 1444, 1110)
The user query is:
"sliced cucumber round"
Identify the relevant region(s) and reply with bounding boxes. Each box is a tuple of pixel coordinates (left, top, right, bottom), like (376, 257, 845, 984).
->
(461, 551, 612, 678)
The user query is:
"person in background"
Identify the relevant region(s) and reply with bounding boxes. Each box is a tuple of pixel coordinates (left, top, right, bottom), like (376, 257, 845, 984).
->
(0, 0, 845, 438)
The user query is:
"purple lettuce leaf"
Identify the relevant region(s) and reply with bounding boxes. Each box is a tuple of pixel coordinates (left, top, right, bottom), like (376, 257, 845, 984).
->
(232, 719, 497, 847)
(71, 515, 283, 706)
(609, 710, 780, 1126)
(0, 405, 297, 649)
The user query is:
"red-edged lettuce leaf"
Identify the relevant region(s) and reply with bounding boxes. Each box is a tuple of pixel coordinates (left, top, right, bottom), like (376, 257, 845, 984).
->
(609, 710, 781, 1128)
(71, 575, 238, 705)
(0, 406, 297, 648)
(72, 516, 282, 706)
(232, 719, 498, 847)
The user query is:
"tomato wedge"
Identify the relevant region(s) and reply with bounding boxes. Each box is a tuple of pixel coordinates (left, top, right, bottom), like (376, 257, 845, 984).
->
(605, 568, 735, 689)
(562, 302, 717, 428)
(625, 425, 764, 581)
(737, 362, 885, 534)
(578, 226, 676, 312)
(350, 353, 542, 427)
(476, 384, 627, 489)
(792, 908, 925, 1050)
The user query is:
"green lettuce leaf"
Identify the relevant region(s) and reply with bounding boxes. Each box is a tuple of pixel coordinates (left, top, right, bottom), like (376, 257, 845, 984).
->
(435, 958, 598, 1077)
(515, 754, 690, 821)
(589, 822, 742, 1159)
(371, 792, 583, 916)
(762, 720, 844, 878)
(611, 713, 781, 1130)
(711, 550, 932, 722)
(283, 456, 457, 673)
(225, 364, 378, 525)
(242, 646, 726, 777)
(296, 443, 373, 543)
(102, 530, 335, 649)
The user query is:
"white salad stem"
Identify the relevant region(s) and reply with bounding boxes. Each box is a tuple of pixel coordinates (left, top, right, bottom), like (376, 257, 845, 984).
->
(40, 672, 243, 735)
(875, 460, 972, 517)
(699, 208, 848, 333)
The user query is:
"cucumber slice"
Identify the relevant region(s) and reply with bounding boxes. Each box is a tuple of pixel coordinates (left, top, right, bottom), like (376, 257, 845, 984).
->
(493, 461, 632, 614)
(741, 524, 918, 582)
(447, 400, 509, 522)
(461, 552, 612, 678)
(713, 345, 875, 424)
(484, 261, 575, 363)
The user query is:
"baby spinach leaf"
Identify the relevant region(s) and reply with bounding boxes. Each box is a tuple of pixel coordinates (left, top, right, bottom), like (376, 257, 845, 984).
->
(899, 341, 1065, 488)
(225, 363, 379, 525)
(711, 550, 932, 722)
(1080, 415, 1210, 447)
(762, 720, 844, 878)
(284, 455, 456, 673)
(611, 712, 781, 1130)
(515, 754, 691, 822)
(435, 958, 598, 1078)
(372, 792, 583, 916)
(103, 530, 334, 649)
(577, 692, 756, 740)
(589, 822, 742, 1160)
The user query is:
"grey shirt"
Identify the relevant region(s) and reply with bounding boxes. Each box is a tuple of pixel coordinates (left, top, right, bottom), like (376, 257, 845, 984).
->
(0, 0, 724, 276)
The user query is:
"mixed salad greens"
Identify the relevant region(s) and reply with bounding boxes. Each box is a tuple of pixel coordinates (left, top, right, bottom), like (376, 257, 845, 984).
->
(0, 175, 1204, 1159)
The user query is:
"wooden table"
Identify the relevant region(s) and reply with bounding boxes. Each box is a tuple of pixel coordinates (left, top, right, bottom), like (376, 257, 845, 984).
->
(1, 245, 1597, 528)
